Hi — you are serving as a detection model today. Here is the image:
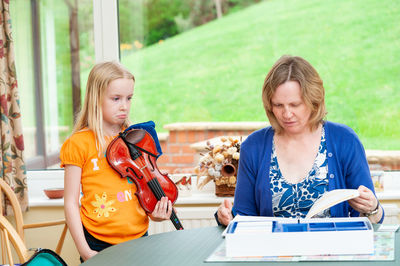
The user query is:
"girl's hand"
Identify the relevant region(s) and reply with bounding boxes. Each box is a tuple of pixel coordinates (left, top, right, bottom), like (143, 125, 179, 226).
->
(348, 185, 383, 223)
(217, 199, 233, 226)
(81, 249, 98, 261)
(149, 196, 173, 221)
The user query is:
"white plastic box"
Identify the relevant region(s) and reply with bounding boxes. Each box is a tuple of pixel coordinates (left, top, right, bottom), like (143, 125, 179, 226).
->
(225, 216, 374, 257)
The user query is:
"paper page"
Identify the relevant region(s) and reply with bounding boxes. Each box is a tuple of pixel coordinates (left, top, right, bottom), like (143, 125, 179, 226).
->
(305, 189, 360, 219)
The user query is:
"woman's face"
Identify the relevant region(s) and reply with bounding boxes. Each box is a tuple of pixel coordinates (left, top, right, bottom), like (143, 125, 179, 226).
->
(271, 80, 312, 135)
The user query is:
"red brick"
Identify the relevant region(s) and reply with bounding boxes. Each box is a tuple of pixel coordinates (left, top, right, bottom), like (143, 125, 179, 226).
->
(171, 154, 195, 164)
(160, 142, 168, 153)
(195, 130, 207, 141)
(169, 131, 177, 143)
(159, 166, 177, 174)
(172, 167, 196, 174)
(157, 154, 170, 164)
(182, 145, 195, 154)
(169, 144, 182, 154)
(177, 131, 187, 143)
(187, 130, 196, 142)
(207, 131, 215, 138)
(216, 130, 225, 137)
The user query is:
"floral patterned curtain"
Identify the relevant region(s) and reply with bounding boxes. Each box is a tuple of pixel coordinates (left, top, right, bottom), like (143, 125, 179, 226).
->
(0, 0, 28, 213)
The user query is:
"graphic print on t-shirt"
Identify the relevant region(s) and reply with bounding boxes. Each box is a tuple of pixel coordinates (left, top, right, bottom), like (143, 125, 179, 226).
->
(91, 158, 100, 171)
(91, 192, 116, 218)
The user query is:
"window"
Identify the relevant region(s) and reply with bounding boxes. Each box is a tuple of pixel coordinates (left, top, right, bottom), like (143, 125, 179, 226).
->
(10, 0, 94, 169)
(118, 0, 263, 129)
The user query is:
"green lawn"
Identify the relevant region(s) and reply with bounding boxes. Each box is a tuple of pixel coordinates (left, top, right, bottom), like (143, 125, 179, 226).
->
(121, 0, 400, 150)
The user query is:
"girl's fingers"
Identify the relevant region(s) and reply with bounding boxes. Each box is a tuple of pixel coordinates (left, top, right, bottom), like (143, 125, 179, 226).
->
(167, 200, 173, 216)
(152, 197, 173, 220)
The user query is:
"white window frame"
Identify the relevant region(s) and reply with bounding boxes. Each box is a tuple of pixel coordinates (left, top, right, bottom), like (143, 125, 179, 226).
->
(92, 0, 120, 62)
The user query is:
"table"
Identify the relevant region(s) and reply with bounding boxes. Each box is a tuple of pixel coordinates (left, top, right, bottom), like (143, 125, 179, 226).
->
(82, 226, 399, 266)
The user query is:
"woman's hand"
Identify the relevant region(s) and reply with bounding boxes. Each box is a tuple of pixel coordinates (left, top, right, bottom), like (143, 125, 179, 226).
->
(217, 199, 233, 226)
(348, 185, 383, 223)
(149, 196, 173, 221)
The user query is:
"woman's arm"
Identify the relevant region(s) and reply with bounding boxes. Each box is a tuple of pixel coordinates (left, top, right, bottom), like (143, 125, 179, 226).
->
(232, 139, 258, 216)
(64, 165, 97, 261)
(339, 126, 384, 223)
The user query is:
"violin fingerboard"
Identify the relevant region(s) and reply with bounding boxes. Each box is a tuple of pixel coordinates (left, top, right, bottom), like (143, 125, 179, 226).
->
(170, 210, 184, 230)
(147, 178, 166, 200)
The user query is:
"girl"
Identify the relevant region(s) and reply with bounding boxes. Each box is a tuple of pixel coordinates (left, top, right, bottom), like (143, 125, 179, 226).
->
(60, 61, 172, 261)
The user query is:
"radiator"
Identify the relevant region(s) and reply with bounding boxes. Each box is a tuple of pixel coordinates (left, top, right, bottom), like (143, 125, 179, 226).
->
(148, 207, 218, 235)
(381, 204, 400, 224)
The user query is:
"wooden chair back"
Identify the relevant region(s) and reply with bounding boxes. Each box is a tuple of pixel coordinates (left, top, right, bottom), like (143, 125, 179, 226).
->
(0, 215, 29, 265)
(0, 178, 68, 265)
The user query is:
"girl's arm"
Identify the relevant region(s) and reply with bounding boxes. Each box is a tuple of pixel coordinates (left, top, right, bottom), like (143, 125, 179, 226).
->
(64, 165, 97, 261)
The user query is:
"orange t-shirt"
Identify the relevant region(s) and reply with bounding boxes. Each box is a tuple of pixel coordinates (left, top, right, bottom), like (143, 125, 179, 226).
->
(60, 129, 149, 244)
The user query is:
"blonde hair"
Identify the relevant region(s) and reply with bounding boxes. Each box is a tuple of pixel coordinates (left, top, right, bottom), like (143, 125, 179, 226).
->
(262, 55, 326, 134)
(73, 61, 135, 154)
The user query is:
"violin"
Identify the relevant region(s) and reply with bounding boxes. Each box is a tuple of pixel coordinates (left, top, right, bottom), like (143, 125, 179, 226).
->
(106, 128, 184, 230)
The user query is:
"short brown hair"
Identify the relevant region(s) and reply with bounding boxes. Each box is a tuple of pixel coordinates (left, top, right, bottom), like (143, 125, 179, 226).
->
(262, 55, 326, 134)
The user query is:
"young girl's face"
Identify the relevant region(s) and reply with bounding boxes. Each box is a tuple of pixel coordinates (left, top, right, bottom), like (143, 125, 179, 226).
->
(102, 78, 134, 133)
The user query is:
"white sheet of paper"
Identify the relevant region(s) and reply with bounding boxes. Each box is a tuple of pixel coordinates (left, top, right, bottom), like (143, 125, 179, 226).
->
(305, 189, 360, 219)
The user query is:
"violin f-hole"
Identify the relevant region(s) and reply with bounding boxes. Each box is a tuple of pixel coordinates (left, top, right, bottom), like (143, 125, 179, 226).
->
(126, 167, 143, 180)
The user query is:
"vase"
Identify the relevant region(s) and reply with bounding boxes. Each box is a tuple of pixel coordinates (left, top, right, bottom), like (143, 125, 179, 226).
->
(215, 183, 235, 197)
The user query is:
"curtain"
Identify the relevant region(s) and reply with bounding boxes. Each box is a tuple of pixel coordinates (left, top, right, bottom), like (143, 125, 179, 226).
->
(0, 0, 28, 213)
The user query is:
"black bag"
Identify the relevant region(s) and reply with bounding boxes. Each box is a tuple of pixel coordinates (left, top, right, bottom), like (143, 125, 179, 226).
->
(21, 248, 67, 266)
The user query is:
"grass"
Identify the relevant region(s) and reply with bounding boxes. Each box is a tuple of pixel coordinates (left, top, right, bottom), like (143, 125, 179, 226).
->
(120, 0, 400, 150)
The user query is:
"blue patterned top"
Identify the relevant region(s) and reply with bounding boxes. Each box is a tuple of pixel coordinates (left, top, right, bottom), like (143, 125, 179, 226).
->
(270, 126, 330, 218)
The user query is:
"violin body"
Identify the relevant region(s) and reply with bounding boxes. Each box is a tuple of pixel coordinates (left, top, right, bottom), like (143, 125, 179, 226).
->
(106, 129, 184, 230)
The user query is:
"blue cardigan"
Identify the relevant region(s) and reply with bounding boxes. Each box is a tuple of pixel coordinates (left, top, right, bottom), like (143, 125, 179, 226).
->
(232, 121, 384, 223)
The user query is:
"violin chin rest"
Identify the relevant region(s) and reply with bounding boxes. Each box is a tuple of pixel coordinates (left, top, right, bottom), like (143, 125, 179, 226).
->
(125, 129, 146, 144)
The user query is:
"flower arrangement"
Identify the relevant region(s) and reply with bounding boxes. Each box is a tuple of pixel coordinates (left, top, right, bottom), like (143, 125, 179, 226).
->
(195, 137, 241, 196)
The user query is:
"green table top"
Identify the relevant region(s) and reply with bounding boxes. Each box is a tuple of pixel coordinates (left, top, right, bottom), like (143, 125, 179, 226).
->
(82, 226, 399, 266)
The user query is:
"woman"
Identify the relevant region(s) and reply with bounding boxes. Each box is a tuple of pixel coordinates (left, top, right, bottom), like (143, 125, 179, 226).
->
(217, 55, 384, 225)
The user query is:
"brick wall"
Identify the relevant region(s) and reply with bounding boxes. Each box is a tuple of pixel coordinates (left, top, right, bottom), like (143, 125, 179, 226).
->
(157, 122, 267, 173)
(366, 150, 400, 171)
(156, 122, 400, 174)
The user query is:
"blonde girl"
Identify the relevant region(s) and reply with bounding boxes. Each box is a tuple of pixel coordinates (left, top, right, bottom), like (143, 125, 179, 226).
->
(61, 61, 172, 261)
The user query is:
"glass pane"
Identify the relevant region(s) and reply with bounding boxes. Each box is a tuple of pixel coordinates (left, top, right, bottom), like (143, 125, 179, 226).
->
(118, 1, 400, 150)
(10, 0, 37, 158)
(118, 0, 262, 128)
(78, 1, 96, 87)
(39, 0, 72, 154)
(39, 0, 94, 156)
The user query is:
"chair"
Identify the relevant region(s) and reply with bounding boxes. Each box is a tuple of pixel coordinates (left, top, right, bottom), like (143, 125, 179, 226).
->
(0, 215, 28, 265)
(0, 178, 68, 265)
